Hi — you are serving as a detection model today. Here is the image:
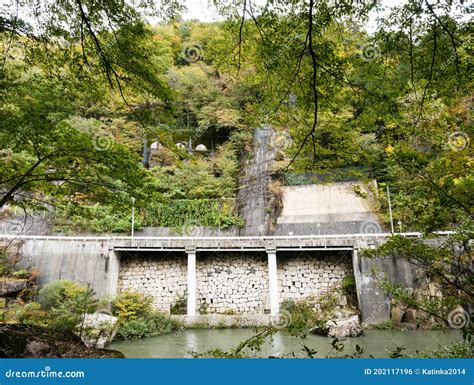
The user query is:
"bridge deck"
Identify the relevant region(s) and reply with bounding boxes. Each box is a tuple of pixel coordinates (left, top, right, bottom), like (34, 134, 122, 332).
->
(0, 232, 453, 252)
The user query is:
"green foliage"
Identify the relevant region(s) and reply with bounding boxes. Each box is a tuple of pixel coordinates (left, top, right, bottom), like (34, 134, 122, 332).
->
(15, 302, 49, 327)
(111, 292, 153, 322)
(372, 320, 397, 330)
(11, 269, 31, 279)
(341, 276, 356, 297)
(110, 291, 181, 339)
(192, 328, 277, 358)
(116, 312, 181, 340)
(341, 276, 357, 306)
(0, 253, 18, 276)
(145, 199, 242, 229)
(39, 280, 90, 309)
(413, 340, 473, 358)
(38, 280, 97, 332)
(170, 297, 187, 315)
(53, 204, 143, 234)
(280, 299, 319, 337)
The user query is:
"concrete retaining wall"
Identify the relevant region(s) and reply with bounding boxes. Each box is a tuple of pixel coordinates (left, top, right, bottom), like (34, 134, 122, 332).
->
(276, 183, 380, 235)
(18, 239, 119, 298)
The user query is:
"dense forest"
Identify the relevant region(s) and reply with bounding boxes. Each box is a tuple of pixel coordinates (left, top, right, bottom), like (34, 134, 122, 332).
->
(0, 0, 472, 362)
(0, 0, 472, 234)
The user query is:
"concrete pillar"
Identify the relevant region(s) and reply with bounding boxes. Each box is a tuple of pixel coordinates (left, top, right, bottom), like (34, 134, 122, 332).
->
(186, 246, 197, 316)
(266, 246, 279, 316)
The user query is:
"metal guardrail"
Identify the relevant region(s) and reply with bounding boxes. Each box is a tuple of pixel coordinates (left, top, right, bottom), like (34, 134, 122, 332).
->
(0, 231, 456, 242)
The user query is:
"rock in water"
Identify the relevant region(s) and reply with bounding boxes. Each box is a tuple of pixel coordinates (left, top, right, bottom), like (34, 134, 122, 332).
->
(76, 313, 119, 348)
(326, 315, 363, 338)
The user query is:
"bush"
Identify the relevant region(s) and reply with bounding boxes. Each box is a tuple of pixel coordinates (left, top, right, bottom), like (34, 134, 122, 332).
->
(39, 280, 88, 309)
(38, 280, 97, 332)
(117, 313, 181, 340)
(170, 296, 186, 315)
(16, 302, 49, 327)
(111, 292, 153, 321)
(110, 291, 182, 339)
(0, 253, 20, 276)
(280, 298, 319, 336)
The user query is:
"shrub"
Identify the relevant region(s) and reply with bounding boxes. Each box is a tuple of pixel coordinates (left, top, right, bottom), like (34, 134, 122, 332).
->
(39, 280, 88, 309)
(280, 298, 319, 336)
(110, 291, 182, 339)
(17, 302, 49, 327)
(170, 296, 186, 315)
(38, 280, 97, 332)
(111, 292, 153, 321)
(117, 313, 181, 340)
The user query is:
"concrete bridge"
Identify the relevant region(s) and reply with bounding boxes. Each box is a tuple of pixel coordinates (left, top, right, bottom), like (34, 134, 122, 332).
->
(0, 232, 452, 324)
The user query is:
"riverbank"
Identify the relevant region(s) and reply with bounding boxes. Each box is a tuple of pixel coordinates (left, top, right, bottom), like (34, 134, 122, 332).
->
(0, 324, 124, 358)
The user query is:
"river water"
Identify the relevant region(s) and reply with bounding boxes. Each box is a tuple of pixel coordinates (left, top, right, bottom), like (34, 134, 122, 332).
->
(109, 329, 461, 358)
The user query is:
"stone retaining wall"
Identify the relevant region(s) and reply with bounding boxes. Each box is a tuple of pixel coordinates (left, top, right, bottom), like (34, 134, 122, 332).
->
(278, 252, 352, 302)
(116, 251, 353, 315)
(117, 252, 187, 312)
(197, 252, 268, 314)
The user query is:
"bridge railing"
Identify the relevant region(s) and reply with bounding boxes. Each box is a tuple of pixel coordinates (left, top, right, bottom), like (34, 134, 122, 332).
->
(0, 231, 455, 242)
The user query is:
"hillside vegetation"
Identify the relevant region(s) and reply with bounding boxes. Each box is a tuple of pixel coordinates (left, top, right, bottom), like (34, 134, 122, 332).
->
(0, 1, 472, 233)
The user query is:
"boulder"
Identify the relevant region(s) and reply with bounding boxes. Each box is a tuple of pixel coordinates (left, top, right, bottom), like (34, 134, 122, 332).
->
(0, 279, 27, 297)
(326, 315, 363, 338)
(76, 313, 119, 349)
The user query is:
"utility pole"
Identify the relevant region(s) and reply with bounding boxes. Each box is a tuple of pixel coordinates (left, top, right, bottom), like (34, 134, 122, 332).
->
(131, 197, 136, 240)
(387, 185, 394, 234)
